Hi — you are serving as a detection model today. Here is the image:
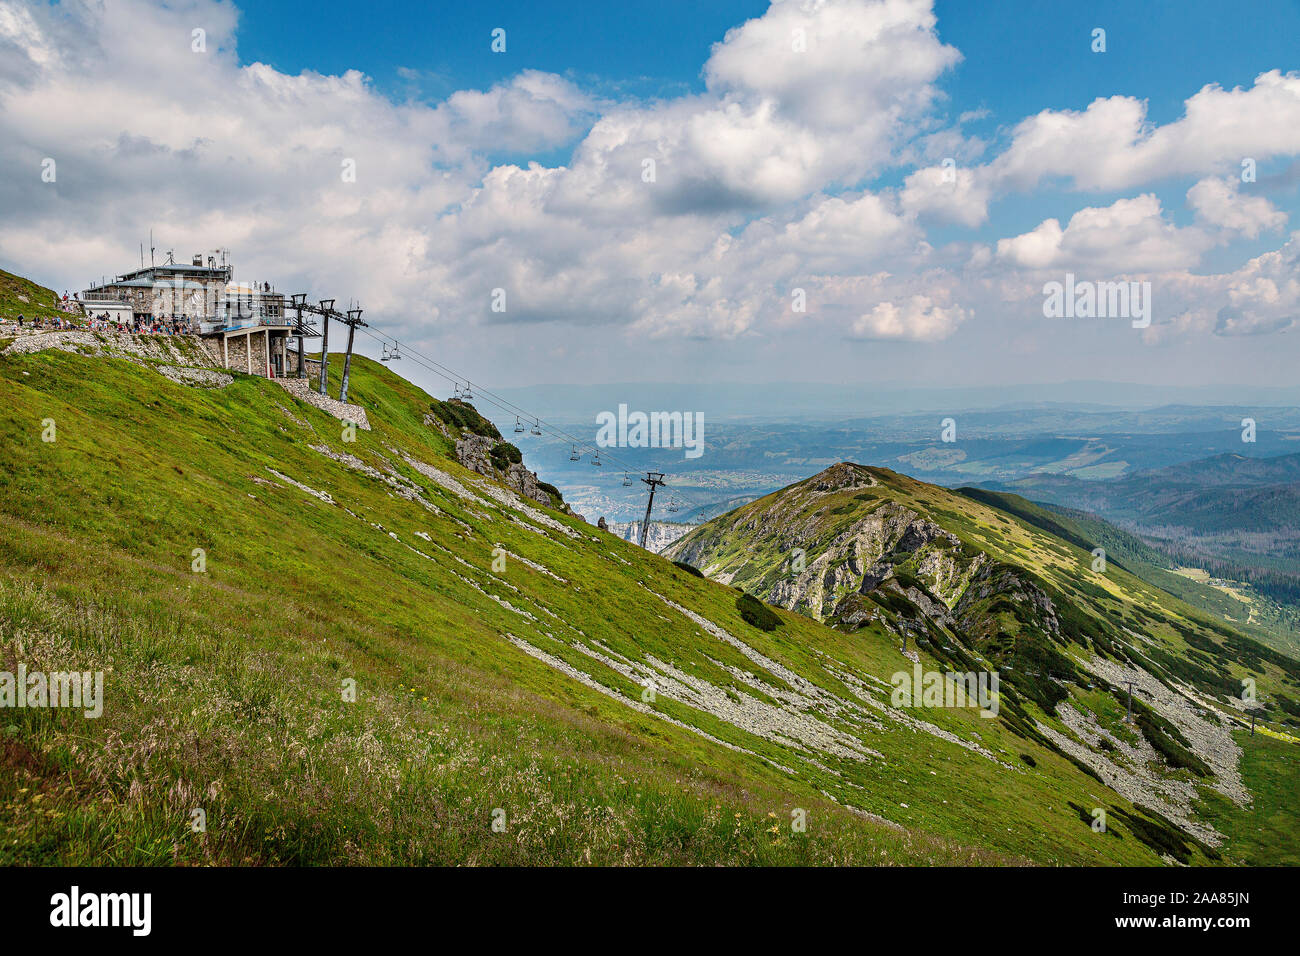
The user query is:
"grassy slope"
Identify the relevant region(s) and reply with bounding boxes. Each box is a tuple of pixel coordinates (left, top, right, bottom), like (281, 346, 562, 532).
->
(0, 269, 66, 324)
(1023, 497, 1300, 660)
(0, 345, 1289, 865)
(667, 465, 1300, 863)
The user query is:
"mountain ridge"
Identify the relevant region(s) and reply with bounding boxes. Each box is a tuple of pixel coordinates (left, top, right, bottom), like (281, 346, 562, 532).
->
(665, 461, 1300, 858)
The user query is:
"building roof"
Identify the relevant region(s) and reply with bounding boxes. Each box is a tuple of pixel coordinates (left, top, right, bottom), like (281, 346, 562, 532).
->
(118, 264, 231, 280)
(86, 278, 210, 290)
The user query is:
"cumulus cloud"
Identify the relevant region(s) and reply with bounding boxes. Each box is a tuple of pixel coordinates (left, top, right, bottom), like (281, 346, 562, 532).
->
(1213, 232, 1300, 335)
(0, 0, 1298, 365)
(0, 0, 971, 345)
(851, 294, 968, 341)
(995, 194, 1213, 273)
(988, 71, 1300, 193)
(1186, 176, 1287, 239)
(900, 164, 991, 226)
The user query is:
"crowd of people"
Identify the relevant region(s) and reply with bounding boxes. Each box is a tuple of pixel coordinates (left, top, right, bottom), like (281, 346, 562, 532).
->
(88, 313, 195, 335)
(1, 310, 196, 335)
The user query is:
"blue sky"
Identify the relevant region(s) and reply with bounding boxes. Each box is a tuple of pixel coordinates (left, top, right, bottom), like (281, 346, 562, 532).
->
(232, 0, 1300, 263)
(235, 0, 1300, 120)
(3, 0, 1299, 390)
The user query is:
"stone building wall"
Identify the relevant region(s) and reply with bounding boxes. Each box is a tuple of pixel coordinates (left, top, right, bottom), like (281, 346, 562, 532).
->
(225, 333, 250, 373)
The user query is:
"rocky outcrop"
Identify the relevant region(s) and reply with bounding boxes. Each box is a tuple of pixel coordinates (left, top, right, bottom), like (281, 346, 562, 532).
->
(1, 327, 217, 367)
(811, 461, 878, 493)
(156, 365, 233, 388)
(952, 561, 1061, 642)
(453, 433, 555, 509)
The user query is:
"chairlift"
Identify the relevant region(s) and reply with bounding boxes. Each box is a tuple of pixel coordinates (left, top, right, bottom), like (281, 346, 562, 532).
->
(380, 344, 391, 362)
(592, 452, 602, 467)
(569, 445, 581, 462)
(530, 419, 542, 436)
(622, 473, 633, 487)
(463, 381, 474, 400)
(390, 341, 402, 360)
(514, 416, 525, 434)
(667, 500, 679, 513)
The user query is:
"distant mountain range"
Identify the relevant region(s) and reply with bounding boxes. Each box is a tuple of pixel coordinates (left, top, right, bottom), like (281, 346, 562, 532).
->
(978, 453, 1300, 597)
(479, 404, 1300, 524)
(604, 520, 695, 553)
(961, 453, 1300, 657)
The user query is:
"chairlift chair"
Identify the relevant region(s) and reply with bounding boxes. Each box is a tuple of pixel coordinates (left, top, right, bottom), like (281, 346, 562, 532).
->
(592, 452, 602, 467)
(380, 344, 391, 362)
(530, 419, 542, 436)
(569, 445, 581, 462)
(514, 416, 525, 434)
(390, 341, 402, 360)
(622, 473, 632, 487)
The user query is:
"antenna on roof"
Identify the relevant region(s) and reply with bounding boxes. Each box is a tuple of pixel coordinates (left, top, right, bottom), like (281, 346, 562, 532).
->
(149, 229, 155, 268)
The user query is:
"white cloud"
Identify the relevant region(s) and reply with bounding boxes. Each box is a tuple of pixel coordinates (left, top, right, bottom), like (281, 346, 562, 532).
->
(851, 294, 968, 341)
(900, 164, 991, 227)
(988, 71, 1300, 193)
(0, 0, 1297, 371)
(704, 0, 959, 129)
(1186, 176, 1287, 239)
(995, 194, 1213, 273)
(1213, 232, 1300, 335)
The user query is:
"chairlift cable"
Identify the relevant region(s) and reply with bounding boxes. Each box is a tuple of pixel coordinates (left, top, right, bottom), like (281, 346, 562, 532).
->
(355, 325, 659, 477)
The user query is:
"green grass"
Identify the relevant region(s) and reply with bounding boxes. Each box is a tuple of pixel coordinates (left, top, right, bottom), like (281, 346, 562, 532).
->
(0, 347, 1292, 866)
(666, 463, 1300, 865)
(0, 269, 67, 323)
(1194, 730, 1300, 866)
